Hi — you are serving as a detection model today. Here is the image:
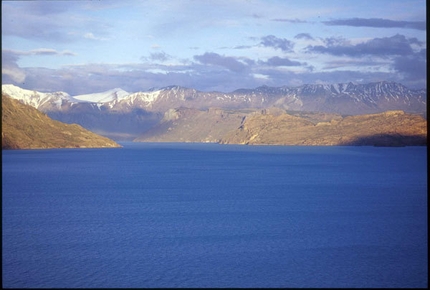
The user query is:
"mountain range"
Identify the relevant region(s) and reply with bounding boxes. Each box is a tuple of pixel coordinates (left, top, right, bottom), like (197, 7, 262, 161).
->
(2, 81, 426, 142)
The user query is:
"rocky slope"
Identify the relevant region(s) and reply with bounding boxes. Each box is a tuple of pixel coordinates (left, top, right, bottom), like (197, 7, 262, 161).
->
(2, 81, 426, 140)
(135, 107, 252, 143)
(2, 94, 121, 149)
(219, 110, 427, 146)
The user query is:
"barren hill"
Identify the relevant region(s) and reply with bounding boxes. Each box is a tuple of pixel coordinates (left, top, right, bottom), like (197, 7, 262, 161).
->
(2, 94, 121, 149)
(134, 105, 426, 146)
(220, 110, 427, 146)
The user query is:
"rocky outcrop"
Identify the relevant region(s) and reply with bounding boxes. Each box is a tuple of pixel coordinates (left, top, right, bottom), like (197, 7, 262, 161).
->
(2, 94, 121, 149)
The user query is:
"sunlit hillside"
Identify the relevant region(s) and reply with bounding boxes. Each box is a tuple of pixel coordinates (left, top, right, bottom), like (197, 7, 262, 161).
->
(2, 94, 121, 149)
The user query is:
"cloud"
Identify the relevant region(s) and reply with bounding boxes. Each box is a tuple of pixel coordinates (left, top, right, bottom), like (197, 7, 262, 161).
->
(4, 54, 426, 97)
(233, 45, 254, 49)
(2, 1, 112, 43)
(61, 50, 77, 56)
(252, 13, 263, 19)
(12, 63, 252, 95)
(2, 3, 70, 42)
(149, 52, 171, 62)
(321, 59, 389, 70)
(2, 66, 26, 84)
(140, 51, 173, 62)
(305, 34, 421, 57)
(3, 48, 77, 57)
(84, 32, 109, 41)
(27, 48, 76, 56)
(30, 48, 59, 55)
(2, 43, 425, 96)
(259, 35, 294, 52)
(294, 33, 314, 40)
(253, 66, 406, 88)
(262, 56, 305, 67)
(323, 18, 426, 31)
(232, 35, 295, 51)
(320, 36, 349, 47)
(234, 35, 301, 52)
(272, 18, 307, 23)
(193, 52, 248, 72)
(1, 50, 26, 83)
(393, 49, 426, 81)
(17, 1, 76, 16)
(1, 47, 77, 86)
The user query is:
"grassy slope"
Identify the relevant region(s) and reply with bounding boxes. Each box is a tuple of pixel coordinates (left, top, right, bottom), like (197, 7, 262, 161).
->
(220, 110, 427, 146)
(2, 94, 121, 149)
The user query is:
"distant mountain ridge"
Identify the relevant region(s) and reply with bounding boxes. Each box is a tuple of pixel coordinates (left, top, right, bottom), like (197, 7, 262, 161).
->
(2, 81, 426, 140)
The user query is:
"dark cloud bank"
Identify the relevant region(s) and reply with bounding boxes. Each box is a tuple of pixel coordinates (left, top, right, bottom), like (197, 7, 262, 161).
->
(323, 18, 426, 31)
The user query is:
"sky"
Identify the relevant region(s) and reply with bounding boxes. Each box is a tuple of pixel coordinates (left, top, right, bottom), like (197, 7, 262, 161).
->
(1, 0, 427, 95)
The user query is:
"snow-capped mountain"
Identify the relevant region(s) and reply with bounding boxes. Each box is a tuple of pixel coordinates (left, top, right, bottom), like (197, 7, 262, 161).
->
(3, 81, 425, 114)
(232, 81, 426, 113)
(2, 81, 426, 140)
(2, 84, 71, 110)
(72, 88, 129, 103)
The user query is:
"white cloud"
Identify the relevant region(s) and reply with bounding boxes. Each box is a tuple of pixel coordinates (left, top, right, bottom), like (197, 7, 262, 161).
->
(3, 48, 77, 57)
(2, 66, 26, 83)
(84, 32, 109, 41)
(253, 73, 269, 80)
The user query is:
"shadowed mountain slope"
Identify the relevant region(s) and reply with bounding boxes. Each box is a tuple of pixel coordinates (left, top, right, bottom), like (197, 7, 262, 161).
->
(134, 107, 253, 143)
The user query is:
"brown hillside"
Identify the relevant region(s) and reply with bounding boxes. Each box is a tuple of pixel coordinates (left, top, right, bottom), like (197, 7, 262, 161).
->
(2, 94, 121, 149)
(220, 110, 427, 146)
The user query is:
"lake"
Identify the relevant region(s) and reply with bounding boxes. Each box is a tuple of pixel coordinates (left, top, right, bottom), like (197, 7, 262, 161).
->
(2, 143, 427, 288)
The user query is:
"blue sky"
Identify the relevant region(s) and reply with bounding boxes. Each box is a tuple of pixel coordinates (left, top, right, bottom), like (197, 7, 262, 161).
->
(1, 0, 426, 95)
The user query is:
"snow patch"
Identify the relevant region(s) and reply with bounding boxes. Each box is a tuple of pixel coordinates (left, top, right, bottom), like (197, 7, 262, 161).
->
(332, 83, 340, 94)
(53, 99, 62, 109)
(72, 88, 129, 103)
(125, 90, 162, 106)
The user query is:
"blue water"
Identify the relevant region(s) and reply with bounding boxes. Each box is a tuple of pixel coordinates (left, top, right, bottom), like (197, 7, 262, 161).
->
(2, 143, 427, 288)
